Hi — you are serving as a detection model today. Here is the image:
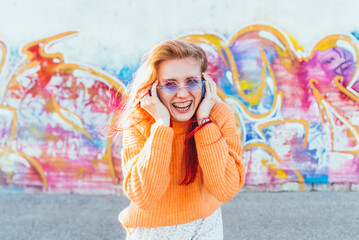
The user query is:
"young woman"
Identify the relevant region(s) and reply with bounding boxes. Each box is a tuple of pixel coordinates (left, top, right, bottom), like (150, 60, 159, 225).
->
(111, 39, 245, 239)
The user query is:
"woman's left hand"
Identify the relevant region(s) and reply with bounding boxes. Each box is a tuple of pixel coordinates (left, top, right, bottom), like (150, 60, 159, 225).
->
(196, 72, 218, 123)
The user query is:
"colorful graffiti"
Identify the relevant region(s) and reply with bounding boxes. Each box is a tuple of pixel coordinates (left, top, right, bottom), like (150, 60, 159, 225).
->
(0, 24, 359, 193)
(182, 24, 359, 189)
(0, 32, 125, 193)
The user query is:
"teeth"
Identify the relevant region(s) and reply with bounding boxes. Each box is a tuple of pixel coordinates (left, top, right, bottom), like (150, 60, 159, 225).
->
(172, 101, 192, 112)
(173, 101, 192, 108)
(175, 105, 190, 112)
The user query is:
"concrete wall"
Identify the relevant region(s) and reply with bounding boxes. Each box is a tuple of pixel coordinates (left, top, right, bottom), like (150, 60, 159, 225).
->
(1, 0, 359, 193)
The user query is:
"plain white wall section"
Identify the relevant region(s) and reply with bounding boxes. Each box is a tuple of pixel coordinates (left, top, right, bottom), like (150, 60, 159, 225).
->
(0, 0, 357, 69)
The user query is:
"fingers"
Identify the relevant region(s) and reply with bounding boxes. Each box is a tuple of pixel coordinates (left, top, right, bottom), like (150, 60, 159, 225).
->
(202, 72, 216, 95)
(140, 84, 152, 99)
(151, 80, 158, 98)
(205, 79, 210, 96)
(140, 81, 159, 108)
(140, 90, 150, 100)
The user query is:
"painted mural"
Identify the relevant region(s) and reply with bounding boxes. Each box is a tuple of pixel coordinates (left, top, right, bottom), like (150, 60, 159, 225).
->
(0, 24, 359, 193)
(0, 32, 125, 193)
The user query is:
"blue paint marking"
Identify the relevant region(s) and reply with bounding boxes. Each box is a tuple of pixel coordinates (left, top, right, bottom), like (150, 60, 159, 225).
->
(262, 128, 272, 140)
(119, 64, 139, 85)
(351, 31, 359, 40)
(263, 49, 277, 64)
(92, 136, 104, 148)
(0, 185, 25, 193)
(304, 174, 328, 184)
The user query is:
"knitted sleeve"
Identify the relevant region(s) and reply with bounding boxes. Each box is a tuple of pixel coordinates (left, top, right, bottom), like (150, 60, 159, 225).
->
(121, 120, 174, 210)
(194, 101, 245, 202)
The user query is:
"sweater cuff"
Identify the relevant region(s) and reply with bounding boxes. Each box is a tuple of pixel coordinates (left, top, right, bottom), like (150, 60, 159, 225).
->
(137, 121, 174, 178)
(194, 122, 222, 145)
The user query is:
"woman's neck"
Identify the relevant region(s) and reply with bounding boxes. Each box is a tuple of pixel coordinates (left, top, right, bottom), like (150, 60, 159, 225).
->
(170, 119, 193, 133)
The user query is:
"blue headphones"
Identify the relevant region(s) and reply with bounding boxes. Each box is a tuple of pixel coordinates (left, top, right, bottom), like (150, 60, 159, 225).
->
(201, 84, 206, 99)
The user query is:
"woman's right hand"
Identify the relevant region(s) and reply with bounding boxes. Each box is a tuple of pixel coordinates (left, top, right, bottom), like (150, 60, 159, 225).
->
(140, 81, 170, 126)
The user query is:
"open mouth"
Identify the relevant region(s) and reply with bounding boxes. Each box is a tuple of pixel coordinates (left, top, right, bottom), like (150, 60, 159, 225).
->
(172, 101, 192, 112)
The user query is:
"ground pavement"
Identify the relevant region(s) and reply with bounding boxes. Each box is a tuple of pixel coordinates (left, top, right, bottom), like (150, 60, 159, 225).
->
(1, 191, 359, 240)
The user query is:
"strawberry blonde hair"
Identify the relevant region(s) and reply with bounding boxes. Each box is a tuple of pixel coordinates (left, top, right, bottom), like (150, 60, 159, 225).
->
(110, 39, 208, 184)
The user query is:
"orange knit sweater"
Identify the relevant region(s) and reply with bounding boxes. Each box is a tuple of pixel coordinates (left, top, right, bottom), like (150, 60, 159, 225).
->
(119, 101, 245, 229)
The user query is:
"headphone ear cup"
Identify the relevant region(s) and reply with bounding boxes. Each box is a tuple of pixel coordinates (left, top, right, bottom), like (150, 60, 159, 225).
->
(201, 86, 206, 99)
(148, 90, 160, 98)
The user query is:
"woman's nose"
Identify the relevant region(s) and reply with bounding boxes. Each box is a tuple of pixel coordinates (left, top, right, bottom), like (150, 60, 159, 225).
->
(176, 86, 190, 97)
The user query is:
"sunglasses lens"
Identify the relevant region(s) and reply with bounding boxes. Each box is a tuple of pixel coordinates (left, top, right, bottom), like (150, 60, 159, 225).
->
(163, 85, 179, 94)
(160, 80, 202, 94)
(187, 82, 201, 91)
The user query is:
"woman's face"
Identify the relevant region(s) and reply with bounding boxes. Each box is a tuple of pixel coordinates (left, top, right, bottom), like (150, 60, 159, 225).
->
(157, 57, 203, 122)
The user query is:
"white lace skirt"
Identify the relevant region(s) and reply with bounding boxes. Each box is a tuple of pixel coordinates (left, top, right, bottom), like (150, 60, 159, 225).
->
(126, 208, 223, 240)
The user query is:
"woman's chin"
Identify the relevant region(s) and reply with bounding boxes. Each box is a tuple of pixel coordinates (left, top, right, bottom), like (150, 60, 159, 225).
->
(170, 104, 195, 122)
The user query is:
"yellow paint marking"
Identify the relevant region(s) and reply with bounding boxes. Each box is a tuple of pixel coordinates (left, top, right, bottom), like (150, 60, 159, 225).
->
(181, 34, 277, 105)
(52, 63, 123, 93)
(245, 143, 306, 191)
(230, 24, 299, 61)
(226, 90, 282, 120)
(261, 160, 287, 179)
(293, 169, 305, 191)
(309, 34, 359, 89)
(0, 150, 48, 191)
(0, 41, 6, 74)
(309, 78, 359, 154)
(333, 76, 359, 103)
(5, 32, 77, 93)
(50, 93, 93, 140)
(257, 119, 310, 147)
(244, 143, 281, 163)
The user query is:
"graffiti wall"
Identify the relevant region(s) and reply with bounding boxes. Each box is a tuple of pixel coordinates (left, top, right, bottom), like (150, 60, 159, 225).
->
(0, 32, 125, 193)
(181, 27, 359, 191)
(0, 1, 359, 193)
